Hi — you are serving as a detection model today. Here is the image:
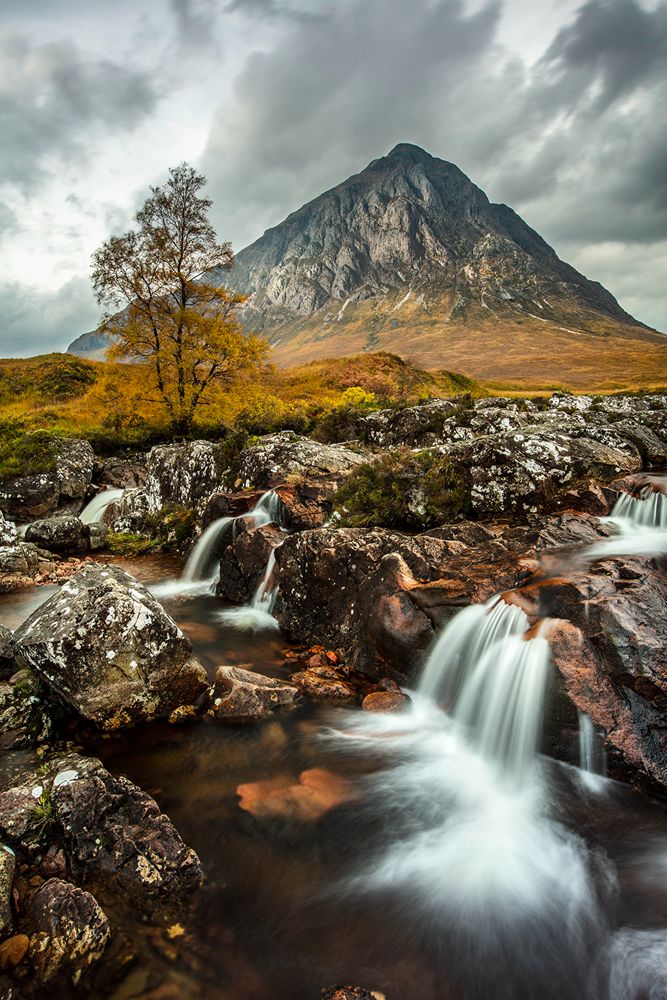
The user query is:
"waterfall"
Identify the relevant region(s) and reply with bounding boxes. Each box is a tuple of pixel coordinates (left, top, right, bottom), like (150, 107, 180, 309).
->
(152, 490, 282, 599)
(577, 710, 607, 790)
(588, 485, 667, 560)
(79, 488, 124, 524)
(219, 545, 281, 631)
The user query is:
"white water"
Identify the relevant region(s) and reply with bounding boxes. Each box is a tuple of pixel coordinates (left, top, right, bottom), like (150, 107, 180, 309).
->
(79, 488, 124, 524)
(153, 490, 282, 600)
(588, 485, 667, 560)
(578, 710, 607, 791)
(219, 546, 281, 631)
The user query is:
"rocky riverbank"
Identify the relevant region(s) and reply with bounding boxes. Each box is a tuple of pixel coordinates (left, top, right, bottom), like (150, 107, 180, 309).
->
(0, 390, 666, 995)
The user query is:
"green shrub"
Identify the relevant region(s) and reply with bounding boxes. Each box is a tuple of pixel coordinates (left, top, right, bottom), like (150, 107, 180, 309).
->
(335, 449, 468, 530)
(38, 359, 97, 401)
(106, 532, 157, 556)
(0, 421, 58, 481)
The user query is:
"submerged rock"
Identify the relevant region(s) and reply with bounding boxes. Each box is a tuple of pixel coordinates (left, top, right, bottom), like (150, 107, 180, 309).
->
(24, 515, 89, 555)
(13, 563, 208, 730)
(25, 878, 110, 986)
(209, 666, 300, 723)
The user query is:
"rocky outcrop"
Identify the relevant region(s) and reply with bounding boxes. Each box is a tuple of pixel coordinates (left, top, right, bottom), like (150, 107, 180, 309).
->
(449, 428, 641, 518)
(13, 563, 208, 730)
(0, 438, 94, 520)
(217, 522, 284, 604)
(24, 516, 89, 555)
(143, 440, 229, 513)
(209, 666, 300, 723)
(234, 432, 365, 490)
(540, 554, 667, 787)
(0, 669, 55, 750)
(25, 878, 110, 987)
(93, 454, 147, 489)
(0, 754, 204, 907)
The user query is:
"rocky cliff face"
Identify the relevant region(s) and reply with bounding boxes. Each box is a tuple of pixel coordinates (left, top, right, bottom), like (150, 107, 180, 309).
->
(69, 143, 667, 385)
(222, 143, 637, 330)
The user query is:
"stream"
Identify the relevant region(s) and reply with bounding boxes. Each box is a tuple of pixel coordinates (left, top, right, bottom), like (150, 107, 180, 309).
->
(2, 502, 667, 998)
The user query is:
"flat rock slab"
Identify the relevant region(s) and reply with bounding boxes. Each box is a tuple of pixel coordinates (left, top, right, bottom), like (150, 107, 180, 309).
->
(210, 665, 300, 723)
(13, 562, 208, 730)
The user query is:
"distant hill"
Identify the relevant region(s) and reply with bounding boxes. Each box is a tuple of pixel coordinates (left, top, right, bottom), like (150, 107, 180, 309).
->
(69, 143, 667, 389)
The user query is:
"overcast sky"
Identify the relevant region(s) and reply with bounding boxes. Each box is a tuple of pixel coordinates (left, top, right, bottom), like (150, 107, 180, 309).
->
(1, 0, 665, 356)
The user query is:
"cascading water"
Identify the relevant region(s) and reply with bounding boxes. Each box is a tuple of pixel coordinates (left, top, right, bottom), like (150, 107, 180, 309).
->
(577, 710, 607, 791)
(219, 545, 281, 631)
(588, 484, 667, 560)
(79, 488, 124, 524)
(152, 490, 282, 599)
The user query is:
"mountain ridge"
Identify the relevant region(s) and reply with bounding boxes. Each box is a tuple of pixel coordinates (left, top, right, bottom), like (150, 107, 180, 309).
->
(69, 143, 667, 388)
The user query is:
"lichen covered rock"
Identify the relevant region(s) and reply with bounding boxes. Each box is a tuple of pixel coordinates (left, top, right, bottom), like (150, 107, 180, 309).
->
(13, 563, 208, 729)
(234, 431, 365, 490)
(24, 515, 89, 555)
(209, 666, 300, 723)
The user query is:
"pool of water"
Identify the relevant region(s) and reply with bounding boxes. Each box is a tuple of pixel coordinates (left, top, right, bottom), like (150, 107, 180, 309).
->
(2, 559, 667, 1000)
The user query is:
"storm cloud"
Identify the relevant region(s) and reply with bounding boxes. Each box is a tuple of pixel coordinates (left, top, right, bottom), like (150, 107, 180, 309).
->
(0, 0, 666, 356)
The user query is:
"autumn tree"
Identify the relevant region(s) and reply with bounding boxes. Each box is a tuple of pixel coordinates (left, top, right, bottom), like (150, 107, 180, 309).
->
(92, 163, 266, 434)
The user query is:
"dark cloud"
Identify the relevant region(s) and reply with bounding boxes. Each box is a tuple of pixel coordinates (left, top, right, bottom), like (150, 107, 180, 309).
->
(0, 276, 98, 358)
(200, 0, 666, 330)
(0, 32, 158, 190)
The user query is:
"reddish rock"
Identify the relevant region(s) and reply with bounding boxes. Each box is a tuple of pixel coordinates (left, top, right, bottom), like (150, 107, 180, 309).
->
(209, 666, 300, 723)
(361, 690, 409, 713)
(0, 933, 29, 971)
(217, 521, 283, 604)
(290, 667, 357, 702)
(237, 768, 354, 821)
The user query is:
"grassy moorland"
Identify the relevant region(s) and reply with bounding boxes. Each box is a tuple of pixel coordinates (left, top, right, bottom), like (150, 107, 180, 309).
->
(0, 351, 481, 469)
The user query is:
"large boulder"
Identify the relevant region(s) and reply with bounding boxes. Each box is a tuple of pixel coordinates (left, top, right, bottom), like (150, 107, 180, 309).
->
(143, 440, 229, 513)
(540, 554, 667, 787)
(449, 427, 641, 518)
(234, 432, 365, 490)
(0, 438, 94, 520)
(24, 878, 110, 988)
(0, 754, 204, 907)
(275, 525, 534, 678)
(13, 563, 208, 730)
(209, 666, 300, 723)
(24, 515, 89, 555)
(93, 454, 147, 489)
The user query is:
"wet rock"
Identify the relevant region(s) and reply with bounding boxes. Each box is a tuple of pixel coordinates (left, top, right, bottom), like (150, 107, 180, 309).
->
(24, 515, 89, 555)
(13, 563, 208, 730)
(276, 525, 533, 679)
(0, 511, 17, 546)
(209, 666, 300, 723)
(201, 488, 266, 529)
(234, 431, 365, 490)
(0, 754, 204, 906)
(0, 846, 15, 934)
(108, 485, 151, 534)
(274, 480, 334, 530)
(144, 440, 229, 513)
(93, 455, 147, 489)
(217, 522, 284, 604)
(25, 878, 110, 986)
(322, 987, 384, 1000)
(0, 933, 29, 971)
(361, 690, 408, 712)
(0, 625, 16, 679)
(0, 543, 47, 593)
(0, 669, 55, 749)
(449, 428, 641, 518)
(542, 556, 667, 787)
(88, 522, 109, 551)
(0, 438, 94, 520)
(290, 666, 357, 702)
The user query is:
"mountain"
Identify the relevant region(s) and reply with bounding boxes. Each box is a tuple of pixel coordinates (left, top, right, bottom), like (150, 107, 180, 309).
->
(69, 143, 667, 388)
